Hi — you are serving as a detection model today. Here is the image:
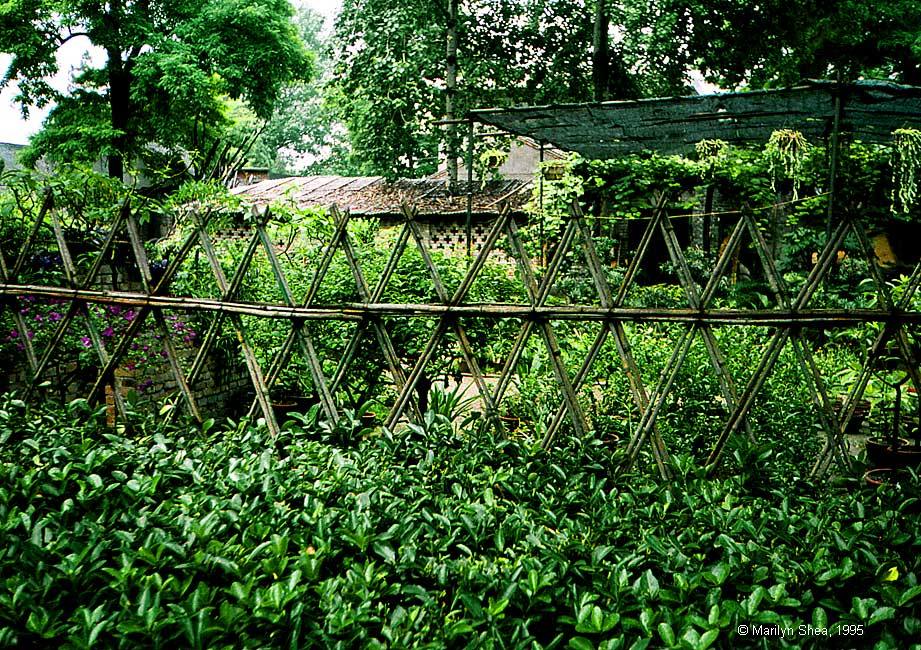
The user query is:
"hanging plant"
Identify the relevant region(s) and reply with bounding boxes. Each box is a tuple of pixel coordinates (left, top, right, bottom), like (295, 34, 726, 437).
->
(765, 129, 809, 199)
(476, 147, 508, 186)
(695, 139, 728, 182)
(890, 128, 921, 215)
(695, 139, 728, 160)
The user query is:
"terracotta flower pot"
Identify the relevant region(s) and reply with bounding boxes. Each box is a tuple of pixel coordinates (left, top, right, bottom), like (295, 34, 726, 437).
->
(866, 436, 921, 468)
(603, 433, 622, 447)
(864, 467, 912, 487)
(272, 401, 299, 423)
(833, 398, 870, 434)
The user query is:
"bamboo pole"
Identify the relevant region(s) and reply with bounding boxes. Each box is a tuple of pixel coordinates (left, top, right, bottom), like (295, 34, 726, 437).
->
(5, 283, 921, 326)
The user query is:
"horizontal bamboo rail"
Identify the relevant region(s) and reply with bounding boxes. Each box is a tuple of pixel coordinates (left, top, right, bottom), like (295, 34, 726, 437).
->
(3, 284, 921, 326)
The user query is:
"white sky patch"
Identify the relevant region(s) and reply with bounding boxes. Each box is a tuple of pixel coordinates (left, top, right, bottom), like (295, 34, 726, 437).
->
(0, 0, 341, 147)
(0, 38, 104, 144)
(689, 70, 722, 94)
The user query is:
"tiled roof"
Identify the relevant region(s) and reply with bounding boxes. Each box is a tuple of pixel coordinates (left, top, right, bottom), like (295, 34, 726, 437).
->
(0, 143, 24, 171)
(230, 176, 532, 216)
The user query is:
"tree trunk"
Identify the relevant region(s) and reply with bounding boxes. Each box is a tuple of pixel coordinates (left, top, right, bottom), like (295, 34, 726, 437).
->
(592, 0, 609, 101)
(106, 47, 131, 180)
(445, 0, 459, 192)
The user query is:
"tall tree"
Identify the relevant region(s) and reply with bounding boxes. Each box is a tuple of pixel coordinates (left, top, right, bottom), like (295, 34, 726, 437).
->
(328, 0, 662, 178)
(244, 6, 340, 175)
(328, 0, 445, 177)
(1, 0, 313, 179)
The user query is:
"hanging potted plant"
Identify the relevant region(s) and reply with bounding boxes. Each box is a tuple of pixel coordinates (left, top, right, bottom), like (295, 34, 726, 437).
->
(695, 138, 728, 162)
(890, 127, 921, 216)
(765, 129, 809, 199)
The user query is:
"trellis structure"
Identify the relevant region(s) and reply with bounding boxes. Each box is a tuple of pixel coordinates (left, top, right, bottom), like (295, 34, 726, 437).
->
(3, 81, 921, 480)
(2, 188, 921, 481)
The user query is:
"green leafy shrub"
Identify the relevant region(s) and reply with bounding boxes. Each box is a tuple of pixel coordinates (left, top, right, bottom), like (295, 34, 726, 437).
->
(0, 396, 918, 648)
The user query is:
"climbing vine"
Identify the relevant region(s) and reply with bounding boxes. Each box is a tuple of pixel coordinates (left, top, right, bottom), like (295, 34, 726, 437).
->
(695, 139, 728, 182)
(476, 147, 509, 185)
(890, 127, 921, 215)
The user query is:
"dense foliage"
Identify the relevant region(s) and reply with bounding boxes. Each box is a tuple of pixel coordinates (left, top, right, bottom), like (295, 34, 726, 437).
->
(0, 397, 918, 648)
(5, 0, 920, 179)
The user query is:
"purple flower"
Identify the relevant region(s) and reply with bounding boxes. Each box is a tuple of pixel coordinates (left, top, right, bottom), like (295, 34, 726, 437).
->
(25, 331, 33, 340)
(142, 345, 149, 352)
(9, 329, 18, 339)
(126, 362, 136, 371)
(15, 343, 24, 351)
(159, 349, 168, 358)
(23, 295, 35, 303)
(49, 311, 61, 322)
(81, 336, 92, 347)
(34, 314, 43, 322)
(123, 310, 136, 322)
(109, 305, 122, 315)
(102, 327, 114, 338)
(19, 307, 29, 315)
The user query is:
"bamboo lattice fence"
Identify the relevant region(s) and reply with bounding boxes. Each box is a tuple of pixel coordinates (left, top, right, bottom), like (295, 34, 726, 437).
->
(2, 188, 921, 481)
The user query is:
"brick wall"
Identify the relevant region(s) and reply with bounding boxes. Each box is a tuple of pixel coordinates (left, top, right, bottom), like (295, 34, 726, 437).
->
(103, 339, 251, 426)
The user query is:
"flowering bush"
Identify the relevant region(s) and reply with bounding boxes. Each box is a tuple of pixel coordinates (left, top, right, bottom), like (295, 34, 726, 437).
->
(3, 295, 198, 394)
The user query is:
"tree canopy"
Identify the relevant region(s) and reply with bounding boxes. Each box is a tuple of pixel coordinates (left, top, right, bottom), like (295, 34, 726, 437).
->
(328, 0, 616, 177)
(642, 0, 921, 89)
(1, 0, 313, 179)
(3, 0, 920, 180)
(244, 6, 349, 176)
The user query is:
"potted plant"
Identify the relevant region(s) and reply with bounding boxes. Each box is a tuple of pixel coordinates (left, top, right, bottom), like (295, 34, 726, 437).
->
(271, 359, 320, 422)
(864, 366, 921, 469)
(499, 392, 524, 433)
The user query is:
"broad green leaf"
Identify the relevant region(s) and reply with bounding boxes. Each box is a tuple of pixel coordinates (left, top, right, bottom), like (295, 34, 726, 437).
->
(697, 629, 719, 650)
(372, 542, 396, 564)
(899, 585, 921, 606)
(881, 566, 899, 582)
(658, 621, 676, 646)
(812, 607, 828, 630)
(868, 606, 896, 626)
(568, 638, 594, 650)
(487, 597, 509, 618)
(706, 563, 729, 586)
